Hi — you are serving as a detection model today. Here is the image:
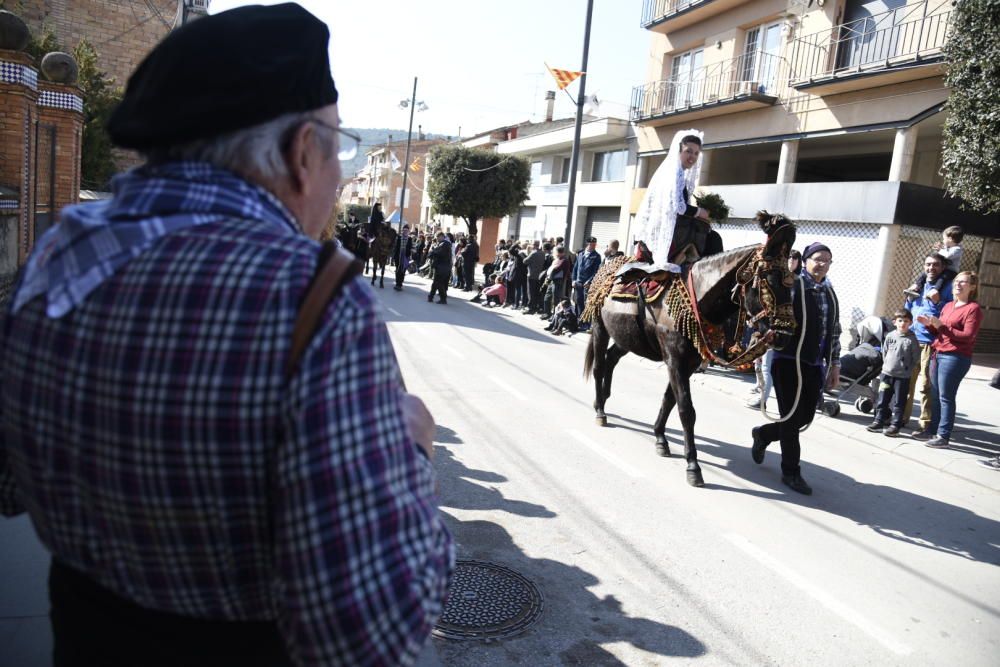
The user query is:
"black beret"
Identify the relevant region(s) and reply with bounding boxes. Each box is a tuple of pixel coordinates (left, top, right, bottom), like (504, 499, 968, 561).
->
(108, 2, 338, 151)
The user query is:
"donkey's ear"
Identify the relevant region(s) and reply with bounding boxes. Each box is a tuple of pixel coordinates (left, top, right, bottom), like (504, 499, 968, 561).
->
(754, 210, 771, 232)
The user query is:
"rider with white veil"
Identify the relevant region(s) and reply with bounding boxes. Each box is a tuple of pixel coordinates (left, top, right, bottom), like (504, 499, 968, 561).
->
(631, 129, 709, 269)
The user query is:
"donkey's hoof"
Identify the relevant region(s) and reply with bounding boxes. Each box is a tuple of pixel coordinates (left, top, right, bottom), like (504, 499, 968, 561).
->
(686, 469, 705, 487)
(595, 415, 607, 427)
(655, 442, 670, 457)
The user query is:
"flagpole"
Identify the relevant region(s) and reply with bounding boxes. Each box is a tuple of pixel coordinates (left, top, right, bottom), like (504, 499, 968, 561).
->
(398, 76, 418, 233)
(563, 0, 594, 250)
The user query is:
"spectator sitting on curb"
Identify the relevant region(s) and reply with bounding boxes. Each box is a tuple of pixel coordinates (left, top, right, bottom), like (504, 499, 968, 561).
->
(482, 274, 507, 307)
(544, 299, 579, 336)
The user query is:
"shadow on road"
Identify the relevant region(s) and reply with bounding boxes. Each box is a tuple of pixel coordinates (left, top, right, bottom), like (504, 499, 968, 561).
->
(382, 283, 560, 345)
(657, 426, 1000, 573)
(433, 424, 706, 664)
(436, 517, 706, 665)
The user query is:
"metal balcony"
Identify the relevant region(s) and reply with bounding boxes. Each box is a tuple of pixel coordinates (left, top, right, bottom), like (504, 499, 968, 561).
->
(641, 0, 751, 32)
(631, 51, 786, 124)
(789, 0, 952, 95)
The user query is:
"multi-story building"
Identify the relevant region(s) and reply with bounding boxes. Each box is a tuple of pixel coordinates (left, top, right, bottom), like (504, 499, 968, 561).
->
(344, 137, 445, 226)
(495, 115, 636, 253)
(632, 0, 999, 349)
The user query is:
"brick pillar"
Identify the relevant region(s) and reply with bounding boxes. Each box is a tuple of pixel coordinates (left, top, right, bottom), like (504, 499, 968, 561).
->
(36, 80, 84, 230)
(0, 48, 38, 266)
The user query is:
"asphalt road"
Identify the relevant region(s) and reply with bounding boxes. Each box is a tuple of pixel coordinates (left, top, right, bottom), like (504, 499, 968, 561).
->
(384, 275, 1000, 667)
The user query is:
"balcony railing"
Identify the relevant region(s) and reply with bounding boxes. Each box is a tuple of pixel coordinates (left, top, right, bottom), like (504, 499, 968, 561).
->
(631, 51, 786, 122)
(789, 0, 952, 84)
(641, 0, 706, 26)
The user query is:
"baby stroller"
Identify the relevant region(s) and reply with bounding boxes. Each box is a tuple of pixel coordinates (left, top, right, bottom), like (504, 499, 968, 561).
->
(820, 315, 889, 417)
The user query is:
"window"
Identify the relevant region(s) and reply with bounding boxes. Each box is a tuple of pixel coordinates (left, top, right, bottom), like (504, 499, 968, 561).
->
(553, 157, 572, 184)
(742, 22, 783, 94)
(591, 150, 627, 182)
(668, 47, 704, 108)
(530, 160, 543, 184)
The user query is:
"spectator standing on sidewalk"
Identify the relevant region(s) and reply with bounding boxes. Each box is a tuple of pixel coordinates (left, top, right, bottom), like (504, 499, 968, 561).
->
(751, 242, 841, 496)
(916, 271, 984, 449)
(866, 309, 920, 436)
(392, 223, 414, 291)
(524, 241, 546, 314)
(572, 236, 602, 327)
(428, 232, 452, 304)
(0, 6, 452, 666)
(462, 235, 479, 291)
(905, 254, 953, 439)
(541, 246, 573, 320)
(507, 246, 528, 309)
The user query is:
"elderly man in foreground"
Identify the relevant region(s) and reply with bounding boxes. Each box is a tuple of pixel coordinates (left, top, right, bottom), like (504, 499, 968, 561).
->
(0, 4, 453, 666)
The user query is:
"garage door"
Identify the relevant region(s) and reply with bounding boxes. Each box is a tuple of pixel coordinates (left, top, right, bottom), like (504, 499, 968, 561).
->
(584, 207, 622, 250)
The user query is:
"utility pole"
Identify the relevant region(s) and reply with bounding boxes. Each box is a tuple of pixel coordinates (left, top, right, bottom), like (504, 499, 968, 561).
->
(563, 0, 594, 249)
(397, 76, 418, 233)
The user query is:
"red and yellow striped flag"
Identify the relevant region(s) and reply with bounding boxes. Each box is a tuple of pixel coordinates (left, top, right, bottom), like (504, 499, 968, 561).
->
(410, 157, 421, 172)
(545, 63, 585, 90)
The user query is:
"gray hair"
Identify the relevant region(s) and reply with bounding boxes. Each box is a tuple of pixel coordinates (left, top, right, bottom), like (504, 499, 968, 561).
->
(146, 110, 333, 181)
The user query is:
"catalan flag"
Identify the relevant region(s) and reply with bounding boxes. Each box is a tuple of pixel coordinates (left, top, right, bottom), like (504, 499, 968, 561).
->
(545, 62, 585, 90)
(410, 157, 421, 172)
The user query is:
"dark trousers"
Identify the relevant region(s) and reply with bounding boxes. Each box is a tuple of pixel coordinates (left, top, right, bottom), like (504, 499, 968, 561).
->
(509, 277, 526, 308)
(463, 262, 476, 290)
(758, 358, 823, 475)
(874, 373, 911, 427)
(395, 261, 407, 288)
(527, 278, 541, 311)
(49, 560, 291, 667)
(429, 273, 449, 302)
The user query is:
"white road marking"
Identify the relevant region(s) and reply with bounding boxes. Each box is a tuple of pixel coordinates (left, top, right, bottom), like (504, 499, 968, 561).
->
(725, 533, 912, 656)
(568, 429, 643, 479)
(488, 375, 528, 402)
(386, 307, 402, 316)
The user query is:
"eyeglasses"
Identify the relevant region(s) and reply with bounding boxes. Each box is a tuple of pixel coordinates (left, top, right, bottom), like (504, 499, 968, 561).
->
(807, 257, 832, 265)
(294, 118, 362, 161)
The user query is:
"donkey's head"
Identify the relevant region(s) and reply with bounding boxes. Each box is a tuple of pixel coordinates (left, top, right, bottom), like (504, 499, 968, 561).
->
(740, 211, 797, 351)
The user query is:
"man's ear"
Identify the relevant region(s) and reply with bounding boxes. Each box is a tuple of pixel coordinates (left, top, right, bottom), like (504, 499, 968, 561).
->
(284, 122, 315, 194)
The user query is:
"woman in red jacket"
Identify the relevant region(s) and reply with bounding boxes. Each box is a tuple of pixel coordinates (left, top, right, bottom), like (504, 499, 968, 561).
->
(916, 271, 984, 448)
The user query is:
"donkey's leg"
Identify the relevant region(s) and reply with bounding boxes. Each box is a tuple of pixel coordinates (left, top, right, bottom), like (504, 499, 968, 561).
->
(590, 320, 611, 426)
(379, 261, 386, 289)
(602, 344, 627, 404)
(652, 384, 676, 457)
(670, 349, 703, 487)
(370, 258, 377, 286)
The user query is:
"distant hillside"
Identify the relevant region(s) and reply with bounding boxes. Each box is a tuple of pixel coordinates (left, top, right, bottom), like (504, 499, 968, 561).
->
(343, 128, 452, 177)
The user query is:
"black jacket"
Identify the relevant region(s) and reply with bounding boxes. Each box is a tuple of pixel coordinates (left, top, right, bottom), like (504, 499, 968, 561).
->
(393, 235, 413, 263)
(463, 240, 479, 266)
(429, 241, 453, 274)
(777, 274, 841, 368)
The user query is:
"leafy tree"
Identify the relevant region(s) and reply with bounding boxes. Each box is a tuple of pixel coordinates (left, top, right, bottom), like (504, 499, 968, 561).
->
(26, 29, 121, 190)
(941, 0, 1000, 214)
(426, 145, 530, 237)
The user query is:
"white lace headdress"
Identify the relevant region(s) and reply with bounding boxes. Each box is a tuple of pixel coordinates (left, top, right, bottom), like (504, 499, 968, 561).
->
(631, 128, 704, 265)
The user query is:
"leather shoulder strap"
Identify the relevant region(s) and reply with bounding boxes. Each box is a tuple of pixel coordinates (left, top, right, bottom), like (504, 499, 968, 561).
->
(287, 243, 362, 379)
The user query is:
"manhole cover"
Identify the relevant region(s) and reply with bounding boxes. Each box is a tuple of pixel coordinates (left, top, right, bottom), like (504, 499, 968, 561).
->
(433, 560, 543, 641)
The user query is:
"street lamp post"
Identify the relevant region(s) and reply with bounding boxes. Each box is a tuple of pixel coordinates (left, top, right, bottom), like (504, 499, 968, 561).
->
(397, 77, 419, 234)
(563, 0, 595, 249)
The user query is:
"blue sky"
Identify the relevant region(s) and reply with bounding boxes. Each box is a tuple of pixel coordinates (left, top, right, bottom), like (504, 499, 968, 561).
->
(211, 0, 650, 137)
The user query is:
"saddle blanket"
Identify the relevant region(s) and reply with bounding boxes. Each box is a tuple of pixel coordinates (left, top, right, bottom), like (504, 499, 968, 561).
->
(610, 278, 668, 302)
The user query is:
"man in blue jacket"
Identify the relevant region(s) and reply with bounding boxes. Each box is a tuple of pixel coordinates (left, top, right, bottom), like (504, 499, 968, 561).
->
(572, 236, 602, 326)
(904, 253, 953, 437)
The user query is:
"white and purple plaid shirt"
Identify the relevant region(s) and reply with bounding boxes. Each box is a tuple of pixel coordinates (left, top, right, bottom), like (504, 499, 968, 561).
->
(1, 163, 453, 666)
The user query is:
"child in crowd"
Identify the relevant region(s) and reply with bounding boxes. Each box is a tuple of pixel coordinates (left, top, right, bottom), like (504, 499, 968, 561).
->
(545, 299, 579, 336)
(866, 308, 920, 436)
(905, 226, 963, 299)
(481, 274, 506, 307)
